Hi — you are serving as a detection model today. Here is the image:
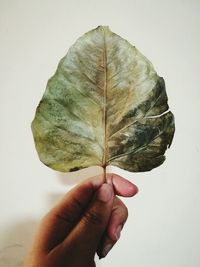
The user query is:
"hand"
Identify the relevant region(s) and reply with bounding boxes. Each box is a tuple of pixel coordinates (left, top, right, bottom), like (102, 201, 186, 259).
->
(23, 173, 138, 267)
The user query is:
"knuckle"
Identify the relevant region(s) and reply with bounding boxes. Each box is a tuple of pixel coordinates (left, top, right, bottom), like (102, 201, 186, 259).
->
(122, 204, 128, 221)
(71, 196, 85, 211)
(113, 197, 129, 222)
(54, 212, 74, 225)
(117, 197, 129, 220)
(83, 210, 103, 226)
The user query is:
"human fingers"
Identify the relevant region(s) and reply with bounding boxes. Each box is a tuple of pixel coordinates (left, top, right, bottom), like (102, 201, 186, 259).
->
(36, 174, 105, 252)
(34, 173, 137, 253)
(57, 183, 114, 261)
(97, 196, 130, 258)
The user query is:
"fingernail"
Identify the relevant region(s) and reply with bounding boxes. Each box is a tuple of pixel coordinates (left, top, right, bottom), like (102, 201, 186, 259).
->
(102, 242, 113, 257)
(97, 184, 113, 202)
(115, 225, 122, 240)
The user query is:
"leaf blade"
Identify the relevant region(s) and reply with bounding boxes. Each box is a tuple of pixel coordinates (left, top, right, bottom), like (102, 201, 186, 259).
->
(32, 26, 175, 173)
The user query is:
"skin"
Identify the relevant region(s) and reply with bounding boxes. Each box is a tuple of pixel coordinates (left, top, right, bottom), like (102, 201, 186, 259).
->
(23, 173, 138, 267)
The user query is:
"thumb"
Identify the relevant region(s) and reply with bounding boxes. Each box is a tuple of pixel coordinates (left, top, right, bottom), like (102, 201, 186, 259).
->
(62, 183, 114, 255)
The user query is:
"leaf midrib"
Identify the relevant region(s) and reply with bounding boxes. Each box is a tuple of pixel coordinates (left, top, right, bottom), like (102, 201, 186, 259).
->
(102, 28, 107, 168)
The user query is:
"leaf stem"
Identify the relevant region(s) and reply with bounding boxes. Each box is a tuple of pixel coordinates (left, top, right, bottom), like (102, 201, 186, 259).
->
(102, 165, 106, 183)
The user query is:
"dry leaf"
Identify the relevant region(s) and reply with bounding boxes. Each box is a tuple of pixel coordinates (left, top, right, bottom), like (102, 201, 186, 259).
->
(32, 26, 175, 172)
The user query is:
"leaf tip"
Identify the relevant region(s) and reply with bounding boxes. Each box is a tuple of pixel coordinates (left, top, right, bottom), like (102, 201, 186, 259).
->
(96, 25, 110, 32)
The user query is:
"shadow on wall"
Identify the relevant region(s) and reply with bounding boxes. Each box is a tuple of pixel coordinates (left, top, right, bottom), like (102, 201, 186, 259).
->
(57, 165, 104, 186)
(0, 219, 38, 267)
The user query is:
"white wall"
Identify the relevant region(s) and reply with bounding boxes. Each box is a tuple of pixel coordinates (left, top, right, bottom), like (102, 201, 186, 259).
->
(1, 0, 200, 266)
